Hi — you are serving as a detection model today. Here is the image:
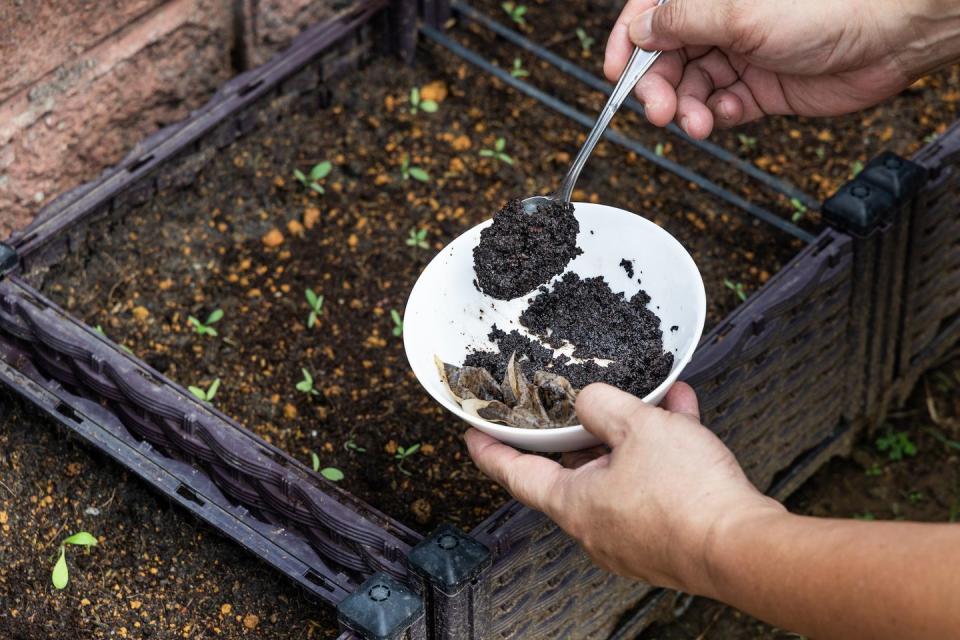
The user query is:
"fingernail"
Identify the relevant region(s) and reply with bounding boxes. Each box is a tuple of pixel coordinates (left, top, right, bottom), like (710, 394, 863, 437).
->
(629, 9, 654, 45)
(717, 100, 732, 120)
(680, 116, 690, 133)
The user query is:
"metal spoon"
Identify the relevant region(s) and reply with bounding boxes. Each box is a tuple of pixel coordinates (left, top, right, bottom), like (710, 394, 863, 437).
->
(522, 4, 666, 213)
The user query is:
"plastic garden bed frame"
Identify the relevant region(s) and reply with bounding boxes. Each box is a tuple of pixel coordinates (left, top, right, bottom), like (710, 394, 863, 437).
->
(1, 2, 958, 639)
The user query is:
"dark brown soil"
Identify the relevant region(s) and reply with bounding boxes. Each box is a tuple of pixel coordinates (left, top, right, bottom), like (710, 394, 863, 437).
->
(473, 198, 581, 299)
(0, 391, 339, 640)
(39, 44, 798, 533)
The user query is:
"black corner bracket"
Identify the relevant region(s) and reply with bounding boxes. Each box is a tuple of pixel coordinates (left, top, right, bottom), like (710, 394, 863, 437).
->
(822, 152, 927, 238)
(406, 524, 491, 595)
(0, 243, 19, 279)
(337, 572, 425, 640)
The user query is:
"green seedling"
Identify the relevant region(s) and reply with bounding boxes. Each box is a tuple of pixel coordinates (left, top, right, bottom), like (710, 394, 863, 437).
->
(479, 137, 514, 165)
(790, 198, 808, 223)
(737, 133, 757, 151)
(406, 228, 429, 249)
(390, 309, 404, 337)
(575, 28, 595, 52)
(188, 309, 223, 337)
(654, 142, 665, 157)
(907, 490, 925, 504)
(394, 443, 421, 476)
(875, 428, 918, 461)
(297, 368, 320, 396)
(345, 438, 367, 453)
(310, 452, 344, 481)
(305, 288, 324, 328)
(93, 325, 135, 354)
(815, 146, 826, 160)
(723, 279, 748, 302)
(400, 155, 430, 182)
(188, 379, 220, 402)
(501, 1, 527, 25)
(851, 159, 864, 177)
(853, 511, 876, 521)
(294, 161, 333, 194)
(510, 57, 529, 78)
(52, 531, 98, 589)
(409, 87, 438, 114)
(865, 463, 883, 477)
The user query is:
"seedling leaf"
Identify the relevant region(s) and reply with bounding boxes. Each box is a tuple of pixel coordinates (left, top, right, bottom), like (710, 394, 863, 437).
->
(311, 451, 320, 472)
(207, 309, 224, 324)
(63, 532, 97, 547)
(188, 386, 206, 401)
(310, 161, 332, 181)
(408, 167, 430, 182)
(321, 467, 344, 482)
(420, 100, 439, 113)
(52, 547, 68, 589)
(207, 378, 221, 400)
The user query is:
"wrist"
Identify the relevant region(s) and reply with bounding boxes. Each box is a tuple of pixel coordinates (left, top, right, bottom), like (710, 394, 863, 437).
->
(886, 0, 960, 78)
(693, 496, 789, 599)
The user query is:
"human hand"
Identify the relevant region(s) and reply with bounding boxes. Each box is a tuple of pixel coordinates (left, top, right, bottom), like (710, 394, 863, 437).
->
(464, 382, 784, 593)
(605, 0, 960, 139)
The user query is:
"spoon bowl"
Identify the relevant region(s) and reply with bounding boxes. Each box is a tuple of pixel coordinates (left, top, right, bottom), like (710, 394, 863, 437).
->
(403, 202, 706, 452)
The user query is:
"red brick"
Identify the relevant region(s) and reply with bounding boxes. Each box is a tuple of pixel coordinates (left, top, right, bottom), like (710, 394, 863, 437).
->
(0, 0, 232, 236)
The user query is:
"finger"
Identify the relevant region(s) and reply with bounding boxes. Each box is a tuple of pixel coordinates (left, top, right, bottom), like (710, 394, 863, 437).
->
(706, 89, 746, 128)
(675, 49, 740, 139)
(632, 52, 683, 127)
(662, 381, 700, 420)
(629, 0, 745, 52)
(575, 383, 654, 447)
(561, 445, 609, 469)
(464, 429, 568, 515)
(604, 0, 658, 82)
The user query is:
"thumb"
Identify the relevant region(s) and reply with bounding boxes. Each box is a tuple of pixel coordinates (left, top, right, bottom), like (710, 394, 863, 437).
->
(575, 383, 657, 448)
(629, 0, 743, 51)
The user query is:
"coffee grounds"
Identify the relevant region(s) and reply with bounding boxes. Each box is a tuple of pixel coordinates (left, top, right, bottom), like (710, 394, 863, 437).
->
(473, 199, 582, 300)
(520, 272, 667, 362)
(464, 273, 674, 399)
(619, 258, 634, 278)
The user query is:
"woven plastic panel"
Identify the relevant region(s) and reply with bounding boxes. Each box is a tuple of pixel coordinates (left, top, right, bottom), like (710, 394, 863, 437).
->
(898, 124, 960, 398)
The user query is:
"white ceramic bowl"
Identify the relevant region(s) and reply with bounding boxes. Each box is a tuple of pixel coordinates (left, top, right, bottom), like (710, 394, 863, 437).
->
(403, 202, 706, 452)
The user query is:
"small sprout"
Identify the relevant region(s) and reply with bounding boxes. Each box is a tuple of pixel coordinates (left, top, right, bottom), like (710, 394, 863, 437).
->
(907, 490, 925, 504)
(188, 379, 220, 402)
(501, 1, 527, 25)
(296, 368, 321, 396)
(510, 57, 529, 78)
(345, 438, 367, 453)
(876, 428, 918, 461)
(575, 28, 595, 53)
(311, 451, 321, 472)
(654, 142, 665, 157)
(406, 228, 429, 249)
(479, 137, 514, 165)
(723, 279, 747, 302)
(394, 443, 421, 476)
(851, 159, 864, 177)
(321, 467, 345, 482)
(790, 198, 808, 223)
(400, 155, 430, 182)
(865, 463, 883, 477)
(305, 288, 324, 328)
(409, 87, 438, 115)
(737, 133, 757, 151)
(294, 161, 333, 194)
(52, 531, 98, 590)
(853, 511, 876, 521)
(188, 308, 224, 337)
(390, 309, 404, 337)
(93, 325, 106, 336)
(93, 324, 135, 353)
(815, 146, 826, 160)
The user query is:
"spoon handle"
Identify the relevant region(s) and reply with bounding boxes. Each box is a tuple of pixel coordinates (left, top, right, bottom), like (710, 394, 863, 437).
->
(556, 3, 665, 203)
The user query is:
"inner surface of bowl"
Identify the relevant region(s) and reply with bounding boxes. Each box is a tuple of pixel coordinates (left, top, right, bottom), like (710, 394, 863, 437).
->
(404, 202, 706, 452)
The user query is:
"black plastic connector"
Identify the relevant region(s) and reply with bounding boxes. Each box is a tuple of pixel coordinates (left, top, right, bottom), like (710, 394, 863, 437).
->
(822, 152, 926, 238)
(337, 572, 425, 640)
(406, 524, 491, 640)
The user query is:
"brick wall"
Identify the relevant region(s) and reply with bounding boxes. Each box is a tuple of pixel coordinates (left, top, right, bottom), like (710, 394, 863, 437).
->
(0, 0, 338, 237)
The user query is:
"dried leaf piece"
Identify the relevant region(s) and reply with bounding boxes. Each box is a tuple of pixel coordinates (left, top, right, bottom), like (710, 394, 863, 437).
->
(437, 355, 579, 429)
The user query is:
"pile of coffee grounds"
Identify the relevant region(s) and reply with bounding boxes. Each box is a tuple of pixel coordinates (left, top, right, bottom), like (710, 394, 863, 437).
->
(473, 199, 582, 299)
(520, 272, 665, 361)
(464, 274, 674, 399)
(620, 258, 634, 278)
